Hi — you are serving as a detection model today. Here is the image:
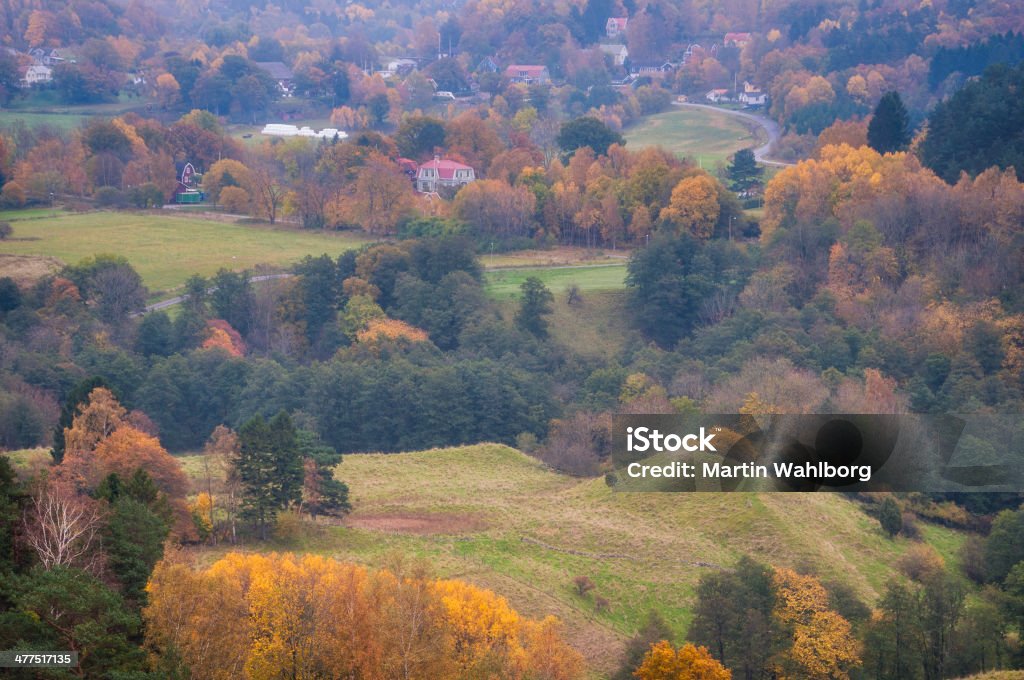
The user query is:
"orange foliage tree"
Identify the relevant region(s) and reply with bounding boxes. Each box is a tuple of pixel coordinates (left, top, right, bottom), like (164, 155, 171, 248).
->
(634, 641, 732, 680)
(203, 319, 247, 356)
(62, 387, 127, 459)
(356, 317, 430, 345)
(92, 427, 189, 499)
(144, 552, 586, 680)
(56, 387, 192, 536)
(660, 174, 720, 240)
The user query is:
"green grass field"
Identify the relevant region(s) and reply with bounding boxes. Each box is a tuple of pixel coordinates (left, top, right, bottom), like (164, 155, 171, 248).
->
(485, 264, 627, 300)
(0, 111, 94, 131)
(0, 94, 156, 132)
(0, 211, 371, 296)
(173, 443, 964, 676)
(625, 106, 764, 166)
(0, 208, 70, 221)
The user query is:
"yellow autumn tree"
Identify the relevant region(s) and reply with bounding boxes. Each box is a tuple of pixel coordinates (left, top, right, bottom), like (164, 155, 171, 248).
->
(660, 174, 720, 239)
(144, 552, 585, 679)
(62, 387, 127, 459)
(190, 492, 214, 536)
(204, 159, 253, 204)
(156, 73, 182, 109)
(219, 186, 251, 214)
(772, 568, 861, 679)
(356, 318, 430, 344)
(761, 143, 949, 241)
(634, 640, 732, 680)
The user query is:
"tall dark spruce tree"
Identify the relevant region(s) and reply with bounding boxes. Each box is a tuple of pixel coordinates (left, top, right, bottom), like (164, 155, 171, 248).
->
(238, 411, 302, 539)
(727, 148, 764, 193)
(867, 91, 911, 154)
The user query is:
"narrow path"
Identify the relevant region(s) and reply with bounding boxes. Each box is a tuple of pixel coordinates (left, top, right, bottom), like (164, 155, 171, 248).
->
(141, 273, 293, 314)
(485, 261, 627, 272)
(674, 102, 795, 167)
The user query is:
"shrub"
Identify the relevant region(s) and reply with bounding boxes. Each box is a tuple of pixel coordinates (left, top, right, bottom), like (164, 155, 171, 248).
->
(898, 543, 945, 582)
(94, 186, 125, 208)
(0, 181, 26, 208)
(515, 431, 538, 453)
(127, 182, 165, 208)
(0, 221, 11, 240)
(573, 575, 595, 597)
(960, 535, 987, 583)
(536, 411, 611, 477)
(594, 595, 610, 613)
(272, 509, 305, 544)
(900, 512, 922, 540)
(219, 185, 251, 214)
(878, 497, 902, 537)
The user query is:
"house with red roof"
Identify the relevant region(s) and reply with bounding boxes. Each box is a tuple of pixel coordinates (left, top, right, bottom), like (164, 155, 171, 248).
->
(606, 17, 628, 38)
(504, 65, 550, 85)
(416, 157, 476, 194)
(724, 32, 753, 48)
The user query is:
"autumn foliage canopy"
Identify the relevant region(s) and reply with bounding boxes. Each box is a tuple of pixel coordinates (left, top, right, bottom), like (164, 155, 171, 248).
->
(144, 552, 585, 680)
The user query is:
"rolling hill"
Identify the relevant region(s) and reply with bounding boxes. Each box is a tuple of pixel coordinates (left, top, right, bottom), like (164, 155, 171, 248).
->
(178, 443, 966, 676)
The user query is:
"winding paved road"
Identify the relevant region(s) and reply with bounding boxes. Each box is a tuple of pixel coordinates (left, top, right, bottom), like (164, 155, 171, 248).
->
(141, 273, 293, 314)
(675, 102, 794, 167)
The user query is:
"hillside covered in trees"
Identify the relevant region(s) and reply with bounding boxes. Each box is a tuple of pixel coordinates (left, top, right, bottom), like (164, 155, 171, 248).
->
(3, 0, 1024, 677)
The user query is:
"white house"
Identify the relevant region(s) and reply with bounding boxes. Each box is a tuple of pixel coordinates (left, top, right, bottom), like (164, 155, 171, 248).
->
(385, 58, 418, 77)
(599, 44, 629, 66)
(739, 81, 766, 106)
(629, 61, 675, 76)
(416, 157, 475, 194)
(705, 88, 729, 103)
(23, 63, 52, 85)
(606, 17, 628, 38)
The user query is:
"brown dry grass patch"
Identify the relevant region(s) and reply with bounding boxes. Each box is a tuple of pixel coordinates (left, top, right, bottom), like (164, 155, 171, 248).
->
(0, 254, 63, 285)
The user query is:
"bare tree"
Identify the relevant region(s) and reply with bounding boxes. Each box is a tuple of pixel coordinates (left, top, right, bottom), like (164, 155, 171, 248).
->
(206, 425, 241, 544)
(92, 264, 147, 325)
(247, 159, 287, 225)
(24, 481, 104, 572)
(530, 115, 561, 165)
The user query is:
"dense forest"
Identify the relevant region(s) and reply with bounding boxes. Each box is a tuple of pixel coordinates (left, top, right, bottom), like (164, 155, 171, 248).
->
(3, 0, 1024, 677)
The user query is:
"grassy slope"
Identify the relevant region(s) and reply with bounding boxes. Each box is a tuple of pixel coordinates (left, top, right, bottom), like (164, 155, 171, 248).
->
(546, 289, 635, 360)
(0, 211, 370, 296)
(176, 444, 964, 677)
(2, 448, 50, 468)
(624, 106, 763, 166)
